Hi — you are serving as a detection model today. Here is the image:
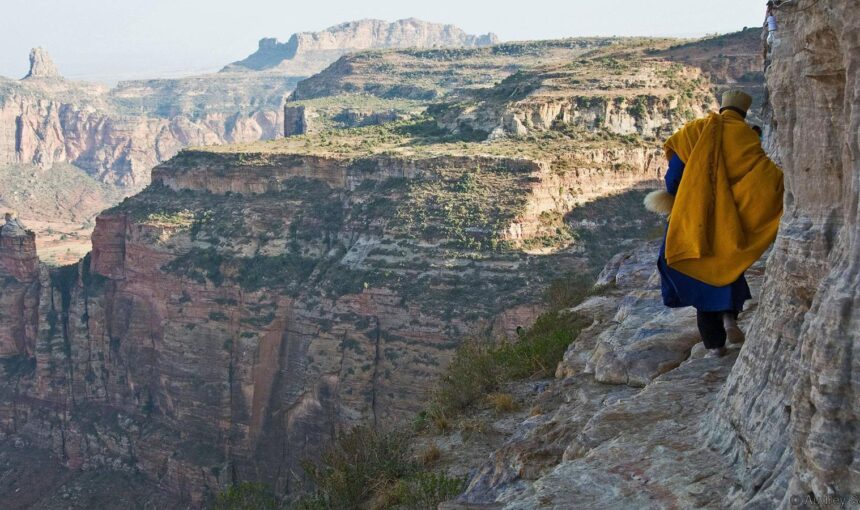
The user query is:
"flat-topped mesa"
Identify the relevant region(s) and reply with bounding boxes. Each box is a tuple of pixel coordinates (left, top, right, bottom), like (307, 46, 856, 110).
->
(151, 150, 541, 194)
(23, 47, 60, 79)
(148, 139, 662, 249)
(287, 18, 498, 53)
(222, 18, 498, 73)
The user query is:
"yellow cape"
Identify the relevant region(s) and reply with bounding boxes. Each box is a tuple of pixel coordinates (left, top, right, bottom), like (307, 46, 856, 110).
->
(663, 110, 784, 286)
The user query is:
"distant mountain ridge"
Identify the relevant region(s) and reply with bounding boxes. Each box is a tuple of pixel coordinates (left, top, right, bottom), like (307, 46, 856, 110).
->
(222, 18, 499, 74)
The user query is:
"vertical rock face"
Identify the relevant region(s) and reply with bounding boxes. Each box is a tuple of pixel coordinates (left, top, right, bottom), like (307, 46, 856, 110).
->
(283, 105, 318, 137)
(0, 73, 291, 185)
(23, 47, 60, 79)
(0, 228, 39, 357)
(0, 141, 664, 502)
(707, 0, 859, 505)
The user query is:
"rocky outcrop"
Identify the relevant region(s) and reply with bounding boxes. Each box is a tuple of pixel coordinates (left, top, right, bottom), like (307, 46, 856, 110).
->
(706, 0, 859, 505)
(0, 63, 292, 186)
(439, 3, 859, 508)
(0, 226, 39, 358)
(223, 19, 499, 74)
(434, 243, 765, 509)
(23, 47, 60, 79)
(434, 55, 719, 140)
(283, 105, 318, 137)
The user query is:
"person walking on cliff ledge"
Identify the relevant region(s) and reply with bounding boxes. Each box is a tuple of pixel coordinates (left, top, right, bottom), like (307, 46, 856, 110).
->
(644, 90, 784, 357)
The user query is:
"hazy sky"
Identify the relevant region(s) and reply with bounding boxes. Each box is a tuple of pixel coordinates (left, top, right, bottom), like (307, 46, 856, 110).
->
(0, 0, 765, 83)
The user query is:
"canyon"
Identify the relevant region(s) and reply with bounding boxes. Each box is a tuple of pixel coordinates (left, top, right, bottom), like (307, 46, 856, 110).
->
(1, 5, 855, 509)
(0, 33, 726, 507)
(0, 20, 499, 266)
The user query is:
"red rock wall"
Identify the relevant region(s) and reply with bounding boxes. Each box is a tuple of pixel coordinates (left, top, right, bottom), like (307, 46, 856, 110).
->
(0, 232, 39, 357)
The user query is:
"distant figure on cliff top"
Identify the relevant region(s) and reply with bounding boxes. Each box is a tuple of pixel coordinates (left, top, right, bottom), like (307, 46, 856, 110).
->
(643, 90, 784, 357)
(764, 1, 780, 60)
(0, 212, 29, 237)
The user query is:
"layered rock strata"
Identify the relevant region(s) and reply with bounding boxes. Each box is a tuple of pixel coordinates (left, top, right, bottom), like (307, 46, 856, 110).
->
(0, 139, 663, 503)
(442, 3, 859, 507)
(708, 0, 860, 505)
(223, 18, 498, 74)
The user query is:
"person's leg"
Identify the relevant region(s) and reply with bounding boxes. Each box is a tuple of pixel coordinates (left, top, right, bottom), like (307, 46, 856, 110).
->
(724, 312, 745, 344)
(697, 310, 727, 355)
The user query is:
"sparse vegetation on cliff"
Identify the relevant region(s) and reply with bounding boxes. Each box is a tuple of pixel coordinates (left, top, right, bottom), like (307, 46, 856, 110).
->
(392, 165, 532, 250)
(293, 426, 465, 509)
(214, 482, 278, 510)
(430, 304, 589, 417)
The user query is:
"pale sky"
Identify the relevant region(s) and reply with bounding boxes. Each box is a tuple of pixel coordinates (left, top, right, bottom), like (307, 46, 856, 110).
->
(0, 0, 765, 83)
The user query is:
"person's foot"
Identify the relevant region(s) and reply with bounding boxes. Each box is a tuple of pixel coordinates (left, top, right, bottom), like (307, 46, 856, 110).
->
(705, 347, 728, 358)
(723, 314, 746, 344)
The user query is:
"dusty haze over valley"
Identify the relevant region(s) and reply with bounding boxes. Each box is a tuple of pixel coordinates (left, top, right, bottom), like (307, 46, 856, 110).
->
(0, 2, 858, 509)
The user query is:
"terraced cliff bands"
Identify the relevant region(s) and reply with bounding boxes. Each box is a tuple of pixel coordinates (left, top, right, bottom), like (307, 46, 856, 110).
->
(223, 18, 498, 74)
(0, 127, 665, 504)
(284, 30, 761, 140)
(0, 27, 782, 508)
(429, 5, 857, 509)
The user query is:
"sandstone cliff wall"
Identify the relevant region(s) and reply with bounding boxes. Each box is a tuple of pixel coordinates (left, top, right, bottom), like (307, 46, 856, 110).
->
(223, 19, 499, 73)
(707, 0, 859, 505)
(0, 87, 284, 187)
(0, 142, 662, 503)
(0, 231, 39, 357)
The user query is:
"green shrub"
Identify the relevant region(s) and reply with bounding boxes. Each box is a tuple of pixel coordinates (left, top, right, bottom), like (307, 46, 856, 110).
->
(433, 337, 499, 414)
(389, 472, 467, 509)
(213, 482, 278, 510)
(431, 308, 589, 415)
(493, 311, 588, 380)
(297, 426, 414, 509)
(294, 425, 464, 510)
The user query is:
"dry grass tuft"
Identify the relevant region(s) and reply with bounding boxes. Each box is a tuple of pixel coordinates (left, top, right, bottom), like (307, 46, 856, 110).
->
(487, 392, 518, 413)
(420, 443, 442, 466)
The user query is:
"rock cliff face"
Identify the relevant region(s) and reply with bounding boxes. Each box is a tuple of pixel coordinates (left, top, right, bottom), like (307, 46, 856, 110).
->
(434, 58, 715, 140)
(434, 30, 763, 139)
(708, 0, 859, 504)
(0, 54, 294, 187)
(0, 229, 39, 357)
(0, 130, 664, 504)
(2, 19, 494, 190)
(434, 3, 859, 508)
(223, 19, 498, 74)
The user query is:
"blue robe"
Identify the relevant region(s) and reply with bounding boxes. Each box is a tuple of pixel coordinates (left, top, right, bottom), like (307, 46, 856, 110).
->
(658, 155, 751, 312)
